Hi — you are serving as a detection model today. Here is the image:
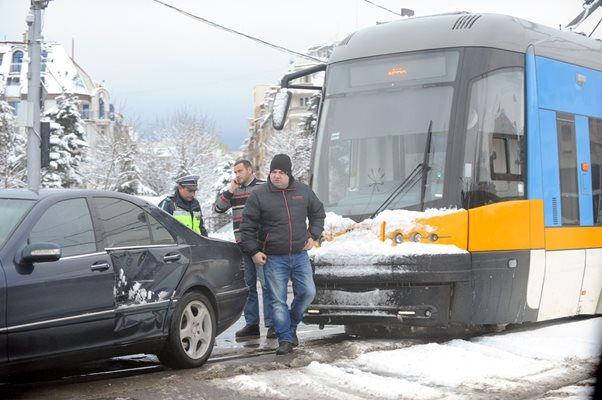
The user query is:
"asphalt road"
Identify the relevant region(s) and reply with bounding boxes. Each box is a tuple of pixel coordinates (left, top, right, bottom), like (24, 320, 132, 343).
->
(0, 320, 382, 400)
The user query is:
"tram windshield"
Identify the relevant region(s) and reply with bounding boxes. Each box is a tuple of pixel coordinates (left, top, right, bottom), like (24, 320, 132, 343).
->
(312, 50, 459, 217)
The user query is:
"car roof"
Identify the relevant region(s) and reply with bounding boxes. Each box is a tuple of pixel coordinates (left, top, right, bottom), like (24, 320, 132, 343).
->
(0, 189, 146, 203)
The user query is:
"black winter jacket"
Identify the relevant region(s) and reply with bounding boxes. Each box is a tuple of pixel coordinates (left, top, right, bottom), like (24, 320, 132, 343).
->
(240, 178, 325, 256)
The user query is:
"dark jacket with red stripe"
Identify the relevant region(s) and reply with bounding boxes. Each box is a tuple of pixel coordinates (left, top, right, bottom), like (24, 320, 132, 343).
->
(213, 177, 264, 243)
(240, 177, 325, 256)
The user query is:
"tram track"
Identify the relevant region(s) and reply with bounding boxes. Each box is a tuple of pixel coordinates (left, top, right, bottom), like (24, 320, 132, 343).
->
(1, 318, 597, 398)
(0, 332, 347, 391)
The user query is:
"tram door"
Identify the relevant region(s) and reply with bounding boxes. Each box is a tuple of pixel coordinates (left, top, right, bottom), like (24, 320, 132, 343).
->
(537, 108, 602, 319)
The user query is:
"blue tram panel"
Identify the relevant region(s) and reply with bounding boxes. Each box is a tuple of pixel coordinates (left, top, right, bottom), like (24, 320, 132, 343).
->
(530, 55, 602, 227)
(535, 56, 602, 118)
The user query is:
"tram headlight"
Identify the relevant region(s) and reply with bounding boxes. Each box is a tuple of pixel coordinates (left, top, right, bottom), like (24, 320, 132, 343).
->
(428, 233, 439, 242)
(394, 233, 404, 244)
(411, 233, 422, 242)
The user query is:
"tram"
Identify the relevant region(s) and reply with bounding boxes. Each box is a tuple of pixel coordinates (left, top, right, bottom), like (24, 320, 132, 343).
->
(274, 12, 602, 335)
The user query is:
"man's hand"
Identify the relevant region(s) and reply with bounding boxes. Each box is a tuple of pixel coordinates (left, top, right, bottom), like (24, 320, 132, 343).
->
(228, 178, 239, 193)
(252, 251, 267, 266)
(303, 237, 314, 251)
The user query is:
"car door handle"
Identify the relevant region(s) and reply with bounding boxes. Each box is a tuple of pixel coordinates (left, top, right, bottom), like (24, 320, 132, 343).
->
(163, 253, 181, 263)
(90, 261, 110, 272)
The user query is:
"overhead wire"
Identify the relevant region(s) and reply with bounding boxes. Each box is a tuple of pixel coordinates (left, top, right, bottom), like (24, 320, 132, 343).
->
(150, 0, 324, 63)
(589, 17, 602, 36)
(362, 0, 401, 17)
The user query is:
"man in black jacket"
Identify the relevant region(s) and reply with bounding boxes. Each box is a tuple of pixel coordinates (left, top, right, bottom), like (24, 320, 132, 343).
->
(240, 154, 325, 355)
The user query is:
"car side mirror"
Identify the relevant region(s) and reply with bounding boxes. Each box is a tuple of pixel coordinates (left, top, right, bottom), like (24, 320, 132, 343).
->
(18, 242, 62, 264)
(272, 89, 292, 130)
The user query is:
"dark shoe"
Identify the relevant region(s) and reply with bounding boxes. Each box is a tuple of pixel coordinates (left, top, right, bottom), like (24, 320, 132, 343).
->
(291, 330, 299, 347)
(275, 341, 293, 355)
(235, 324, 260, 338)
(266, 326, 276, 339)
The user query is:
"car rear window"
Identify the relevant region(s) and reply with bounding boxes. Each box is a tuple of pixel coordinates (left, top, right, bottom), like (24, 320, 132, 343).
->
(0, 198, 35, 248)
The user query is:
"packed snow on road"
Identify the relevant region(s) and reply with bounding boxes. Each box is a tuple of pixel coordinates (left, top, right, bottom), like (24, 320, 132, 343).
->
(209, 317, 601, 400)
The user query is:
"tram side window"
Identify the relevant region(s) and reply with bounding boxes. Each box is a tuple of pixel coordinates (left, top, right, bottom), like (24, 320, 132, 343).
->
(556, 113, 580, 225)
(590, 118, 602, 225)
(463, 68, 525, 208)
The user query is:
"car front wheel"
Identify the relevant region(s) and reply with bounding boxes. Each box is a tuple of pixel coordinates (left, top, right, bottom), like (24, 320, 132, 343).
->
(159, 292, 216, 369)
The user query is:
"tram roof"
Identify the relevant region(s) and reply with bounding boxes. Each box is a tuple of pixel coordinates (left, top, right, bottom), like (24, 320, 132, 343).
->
(330, 13, 602, 71)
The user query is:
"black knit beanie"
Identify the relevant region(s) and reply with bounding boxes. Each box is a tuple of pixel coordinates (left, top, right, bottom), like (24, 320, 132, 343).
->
(270, 154, 292, 175)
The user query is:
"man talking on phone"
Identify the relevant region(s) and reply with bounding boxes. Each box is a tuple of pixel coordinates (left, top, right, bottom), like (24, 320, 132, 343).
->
(214, 159, 274, 339)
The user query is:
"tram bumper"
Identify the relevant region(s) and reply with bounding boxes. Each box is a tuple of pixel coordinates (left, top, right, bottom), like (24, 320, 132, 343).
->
(304, 252, 471, 327)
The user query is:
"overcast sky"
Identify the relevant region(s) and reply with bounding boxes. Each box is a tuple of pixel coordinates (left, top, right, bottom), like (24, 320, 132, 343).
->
(1, 0, 600, 150)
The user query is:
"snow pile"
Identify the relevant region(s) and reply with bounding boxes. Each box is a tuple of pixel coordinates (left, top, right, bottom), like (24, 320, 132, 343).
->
(311, 209, 467, 266)
(211, 317, 602, 400)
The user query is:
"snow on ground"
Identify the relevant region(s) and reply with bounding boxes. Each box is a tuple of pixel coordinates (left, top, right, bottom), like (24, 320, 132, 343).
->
(210, 317, 602, 400)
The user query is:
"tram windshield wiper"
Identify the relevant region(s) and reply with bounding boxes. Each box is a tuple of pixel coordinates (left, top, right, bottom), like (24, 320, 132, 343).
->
(420, 120, 433, 210)
(369, 121, 433, 218)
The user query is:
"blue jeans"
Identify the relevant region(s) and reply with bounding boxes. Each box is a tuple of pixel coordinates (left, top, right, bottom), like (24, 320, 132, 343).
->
(264, 252, 316, 343)
(243, 253, 273, 327)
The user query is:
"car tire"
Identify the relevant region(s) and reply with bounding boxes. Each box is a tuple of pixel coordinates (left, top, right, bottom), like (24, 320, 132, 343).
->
(159, 292, 216, 369)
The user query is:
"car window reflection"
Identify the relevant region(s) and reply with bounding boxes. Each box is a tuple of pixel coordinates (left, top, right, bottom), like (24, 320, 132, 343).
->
(95, 197, 174, 247)
(30, 198, 96, 257)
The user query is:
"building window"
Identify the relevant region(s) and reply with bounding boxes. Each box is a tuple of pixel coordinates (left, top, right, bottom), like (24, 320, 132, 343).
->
(7, 76, 20, 86)
(8, 102, 19, 115)
(0, 53, 4, 65)
(99, 98, 105, 119)
(82, 104, 90, 119)
(10, 50, 23, 74)
(298, 97, 310, 107)
(41, 49, 48, 73)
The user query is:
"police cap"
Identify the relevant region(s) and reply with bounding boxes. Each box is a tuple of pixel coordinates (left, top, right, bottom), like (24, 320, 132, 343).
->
(176, 174, 199, 191)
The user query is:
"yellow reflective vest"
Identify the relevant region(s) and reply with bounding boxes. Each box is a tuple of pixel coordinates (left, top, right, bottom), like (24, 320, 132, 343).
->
(159, 193, 207, 236)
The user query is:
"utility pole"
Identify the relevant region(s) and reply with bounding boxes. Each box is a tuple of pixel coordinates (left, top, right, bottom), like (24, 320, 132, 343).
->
(25, 0, 50, 191)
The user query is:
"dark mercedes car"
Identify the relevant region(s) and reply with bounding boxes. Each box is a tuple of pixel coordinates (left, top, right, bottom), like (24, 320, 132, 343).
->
(0, 189, 247, 374)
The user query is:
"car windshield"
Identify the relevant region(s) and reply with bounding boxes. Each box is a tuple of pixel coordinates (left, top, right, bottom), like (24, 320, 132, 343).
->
(312, 50, 459, 217)
(0, 198, 36, 248)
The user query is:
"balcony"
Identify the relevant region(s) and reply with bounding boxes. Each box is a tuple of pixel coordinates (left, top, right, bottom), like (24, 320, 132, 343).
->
(4, 85, 22, 98)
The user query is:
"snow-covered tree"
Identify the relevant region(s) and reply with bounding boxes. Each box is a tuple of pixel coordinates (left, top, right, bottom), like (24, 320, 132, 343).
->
(243, 43, 334, 183)
(41, 94, 88, 188)
(261, 92, 320, 184)
(209, 157, 235, 203)
(116, 140, 156, 195)
(0, 100, 26, 188)
(201, 156, 236, 233)
(291, 92, 321, 183)
(81, 112, 155, 195)
(138, 107, 226, 220)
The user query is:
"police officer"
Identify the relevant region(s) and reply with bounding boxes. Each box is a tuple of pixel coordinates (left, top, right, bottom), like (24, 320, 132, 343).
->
(159, 175, 208, 236)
